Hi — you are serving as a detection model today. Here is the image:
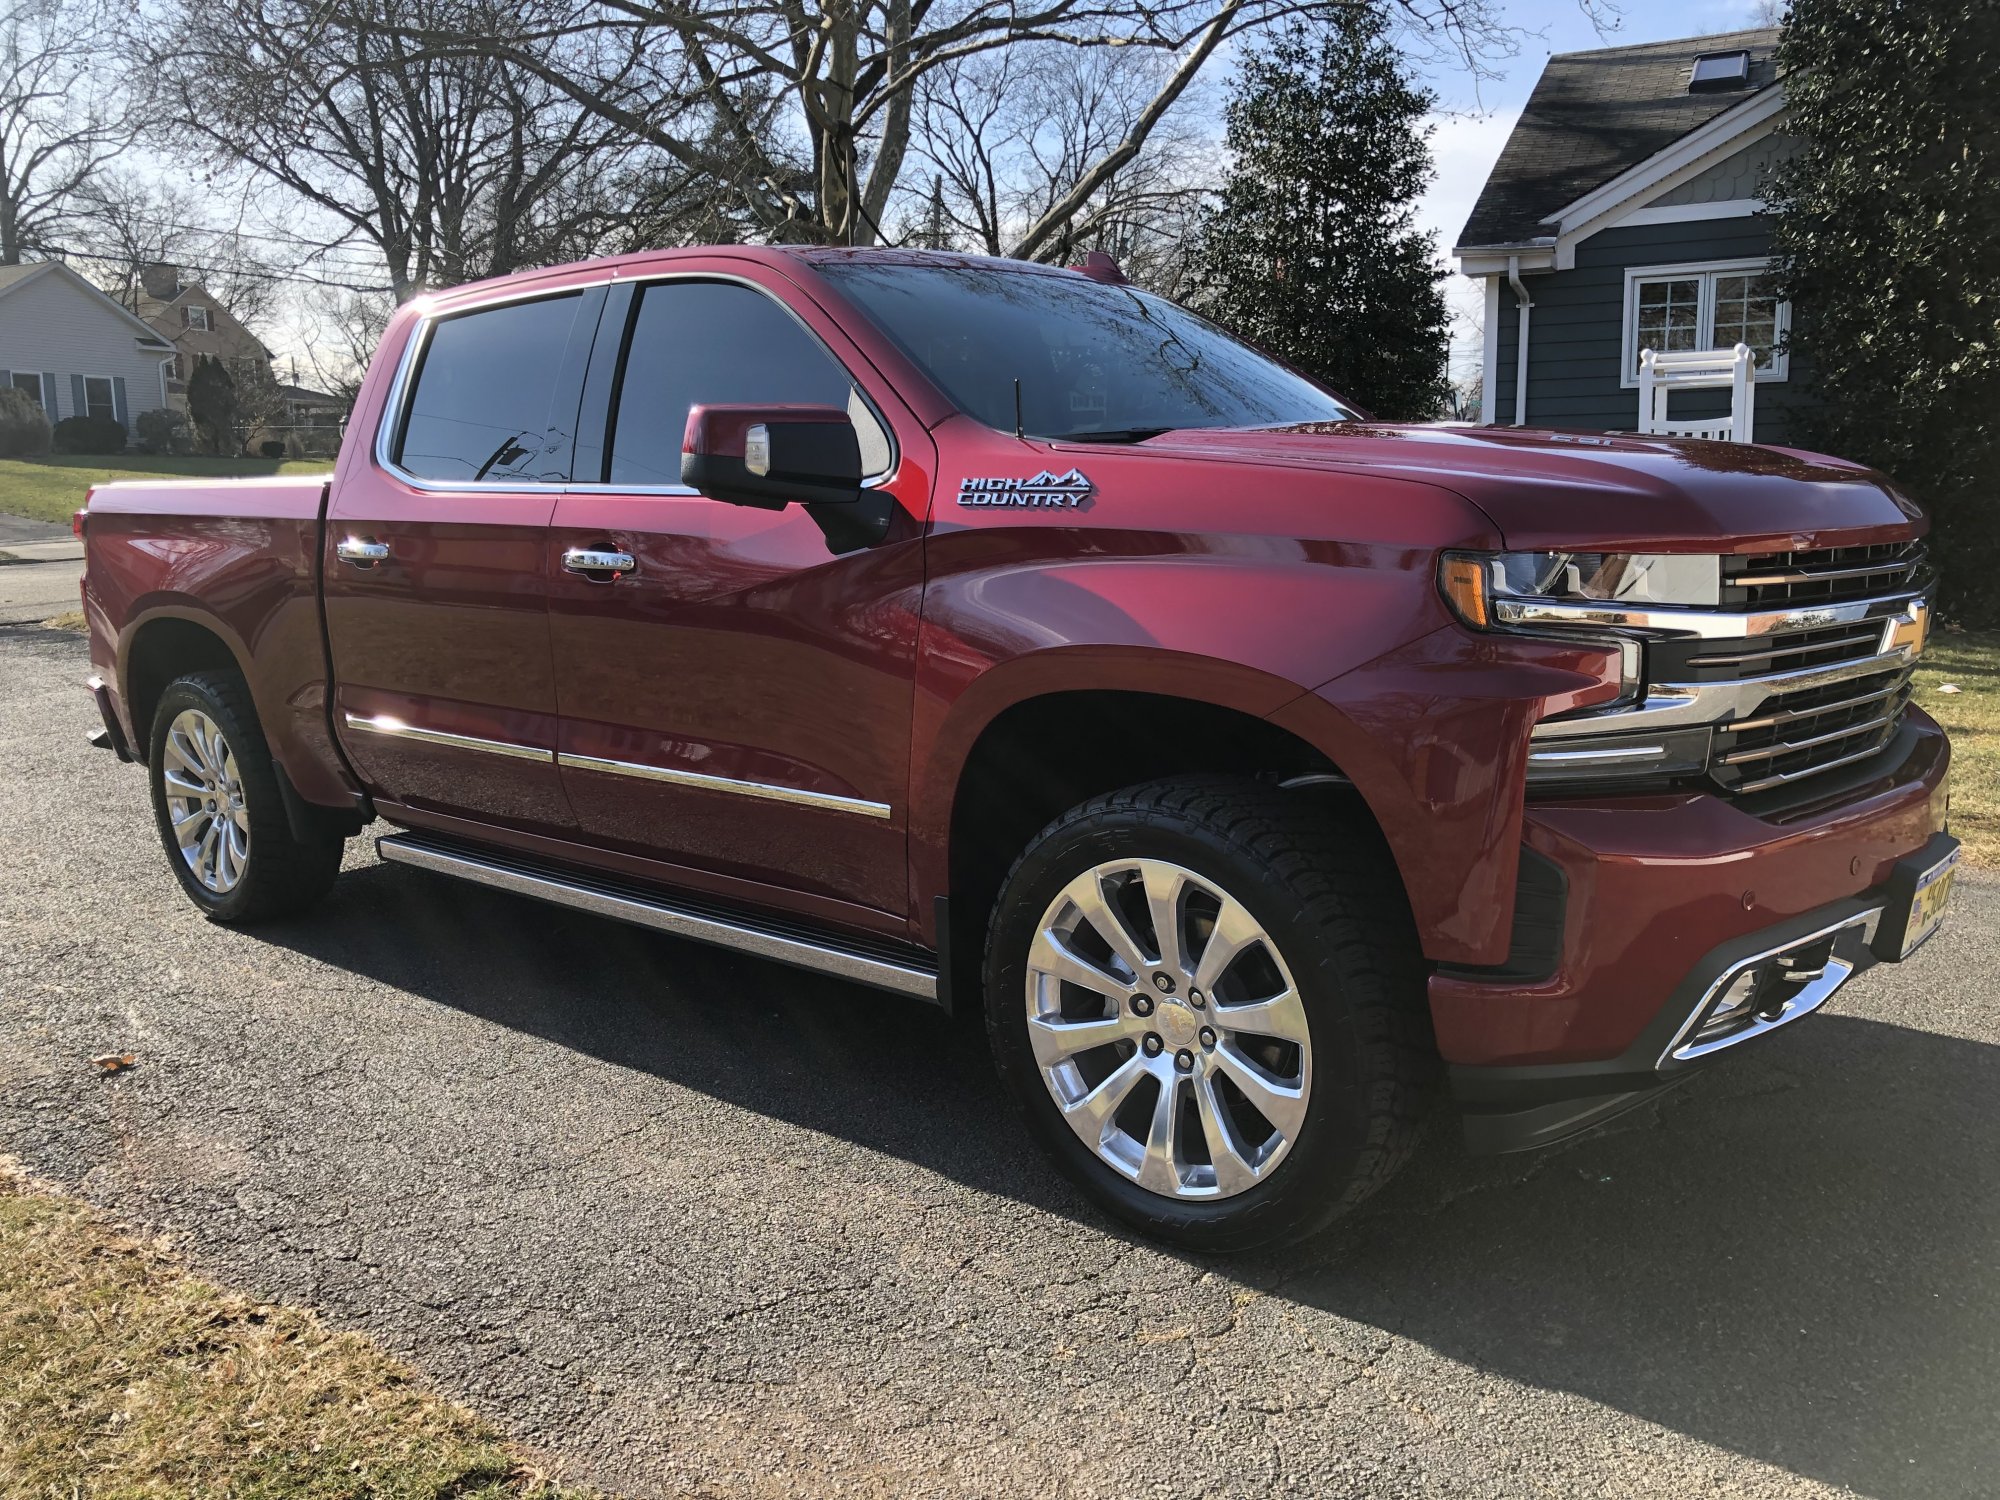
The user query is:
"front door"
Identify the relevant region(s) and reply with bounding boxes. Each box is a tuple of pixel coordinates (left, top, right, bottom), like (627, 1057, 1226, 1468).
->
(325, 284, 603, 839)
(547, 270, 930, 921)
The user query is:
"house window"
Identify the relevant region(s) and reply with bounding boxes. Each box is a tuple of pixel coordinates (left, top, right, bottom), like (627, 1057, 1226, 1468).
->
(184, 304, 212, 330)
(1624, 260, 1789, 383)
(11, 372, 42, 407)
(84, 376, 115, 422)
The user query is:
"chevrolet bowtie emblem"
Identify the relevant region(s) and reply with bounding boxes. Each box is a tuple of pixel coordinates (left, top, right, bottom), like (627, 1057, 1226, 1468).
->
(1882, 598, 1931, 659)
(956, 468, 1095, 509)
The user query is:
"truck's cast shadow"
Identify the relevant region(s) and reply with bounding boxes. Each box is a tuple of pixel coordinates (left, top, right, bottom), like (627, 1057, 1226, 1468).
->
(257, 857, 2000, 1500)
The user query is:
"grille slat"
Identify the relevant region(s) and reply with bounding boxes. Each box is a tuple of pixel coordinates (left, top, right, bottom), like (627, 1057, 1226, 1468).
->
(1696, 541, 1929, 799)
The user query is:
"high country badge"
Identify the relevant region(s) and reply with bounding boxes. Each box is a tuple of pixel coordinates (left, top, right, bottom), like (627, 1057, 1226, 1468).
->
(957, 468, 1095, 508)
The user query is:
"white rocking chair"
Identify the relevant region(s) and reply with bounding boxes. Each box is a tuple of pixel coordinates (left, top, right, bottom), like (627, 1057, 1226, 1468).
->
(1637, 343, 1757, 443)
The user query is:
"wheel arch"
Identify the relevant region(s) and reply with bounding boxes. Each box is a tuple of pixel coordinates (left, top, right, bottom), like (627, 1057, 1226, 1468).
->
(119, 604, 255, 763)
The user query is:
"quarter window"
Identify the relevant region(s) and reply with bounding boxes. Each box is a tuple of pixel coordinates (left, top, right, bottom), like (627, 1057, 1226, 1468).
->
(605, 280, 888, 488)
(395, 292, 582, 483)
(83, 376, 114, 422)
(1625, 262, 1789, 380)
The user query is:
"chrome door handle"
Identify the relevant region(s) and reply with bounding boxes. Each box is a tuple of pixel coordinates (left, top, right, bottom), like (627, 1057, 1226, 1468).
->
(335, 537, 390, 567)
(563, 547, 636, 579)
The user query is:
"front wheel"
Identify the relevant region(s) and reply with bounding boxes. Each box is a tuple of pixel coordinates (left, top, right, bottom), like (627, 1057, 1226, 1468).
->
(146, 670, 343, 922)
(983, 777, 1433, 1253)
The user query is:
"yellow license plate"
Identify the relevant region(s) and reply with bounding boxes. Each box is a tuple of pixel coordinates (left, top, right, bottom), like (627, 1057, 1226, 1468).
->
(1900, 850, 1959, 959)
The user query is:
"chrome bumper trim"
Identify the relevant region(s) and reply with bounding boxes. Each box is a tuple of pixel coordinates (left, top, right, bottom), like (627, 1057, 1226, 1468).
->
(561, 752, 893, 819)
(342, 712, 553, 763)
(1530, 648, 1916, 742)
(1659, 909, 1882, 1066)
(1496, 590, 1921, 641)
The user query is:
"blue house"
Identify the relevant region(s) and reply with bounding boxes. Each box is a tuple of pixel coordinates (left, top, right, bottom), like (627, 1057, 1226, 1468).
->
(1454, 27, 1812, 443)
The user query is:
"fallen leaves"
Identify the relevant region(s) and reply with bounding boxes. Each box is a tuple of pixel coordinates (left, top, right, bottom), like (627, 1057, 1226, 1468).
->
(89, 1053, 137, 1075)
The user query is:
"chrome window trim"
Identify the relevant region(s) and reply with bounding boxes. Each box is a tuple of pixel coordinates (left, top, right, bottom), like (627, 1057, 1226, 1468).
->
(561, 751, 893, 819)
(1658, 910, 1880, 1066)
(1529, 647, 1919, 742)
(372, 278, 614, 496)
(342, 712, 552, 763)
(1495, 590, 1923, 641)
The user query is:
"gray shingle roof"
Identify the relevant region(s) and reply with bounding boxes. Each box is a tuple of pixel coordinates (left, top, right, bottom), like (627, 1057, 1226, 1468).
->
(1457, 27, 1782, 251)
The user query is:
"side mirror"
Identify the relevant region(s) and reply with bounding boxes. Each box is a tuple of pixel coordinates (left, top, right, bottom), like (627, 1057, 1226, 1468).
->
(681, 404, 862, 511)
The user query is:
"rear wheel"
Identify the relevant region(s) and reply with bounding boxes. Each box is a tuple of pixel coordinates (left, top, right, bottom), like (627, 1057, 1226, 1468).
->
(147, 671, 343, 922)
(984, 776, 1432, 1252)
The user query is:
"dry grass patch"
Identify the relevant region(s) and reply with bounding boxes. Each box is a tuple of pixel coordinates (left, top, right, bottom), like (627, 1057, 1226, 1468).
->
(0, 1160, 593, 1499)
(1915, 628, 2000, 867)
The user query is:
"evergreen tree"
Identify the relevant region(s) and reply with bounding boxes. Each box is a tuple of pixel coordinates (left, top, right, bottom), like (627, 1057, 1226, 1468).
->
(1766, 0, 2000, 624)
(1190, 13, 1448, 421)
(186, 354, 238, 456)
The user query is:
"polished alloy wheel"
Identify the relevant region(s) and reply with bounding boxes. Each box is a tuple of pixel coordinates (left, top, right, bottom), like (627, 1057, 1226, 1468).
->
(1025, 858, 1312, 1200)
(160, 708, 250, 894)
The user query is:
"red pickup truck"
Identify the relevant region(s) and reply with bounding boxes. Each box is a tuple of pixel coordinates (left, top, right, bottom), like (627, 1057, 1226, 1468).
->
(78, 247, 1956, 1250)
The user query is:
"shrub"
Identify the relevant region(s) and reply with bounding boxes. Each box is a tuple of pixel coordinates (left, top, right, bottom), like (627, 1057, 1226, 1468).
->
(0, 386, 51, 457)
(258, 438, 286, 459)
(135, 407, 191, 456)
(50, 414, 127, 455)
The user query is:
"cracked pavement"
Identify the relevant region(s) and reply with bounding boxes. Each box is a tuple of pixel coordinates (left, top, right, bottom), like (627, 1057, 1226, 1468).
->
(3, 622, 1997, 1498)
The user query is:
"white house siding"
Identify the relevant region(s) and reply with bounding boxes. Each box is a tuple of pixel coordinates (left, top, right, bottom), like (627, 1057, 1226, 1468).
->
(0, 269, 173, 438)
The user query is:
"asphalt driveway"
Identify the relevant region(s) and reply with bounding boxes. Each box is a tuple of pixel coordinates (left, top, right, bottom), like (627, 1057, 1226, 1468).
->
(2, 622, 1995, 1499)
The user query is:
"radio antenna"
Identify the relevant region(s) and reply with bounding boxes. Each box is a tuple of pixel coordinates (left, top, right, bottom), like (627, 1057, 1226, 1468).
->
(1014, 378, 1024, 440)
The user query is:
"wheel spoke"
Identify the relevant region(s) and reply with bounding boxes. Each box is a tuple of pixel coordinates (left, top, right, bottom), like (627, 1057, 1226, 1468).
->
(162, 768, 207, 798)
(1212, 1042, 1307, 1142)
(1031, 929, 1133, 1003)
(171, 806, 208, 847)
(1193, 1071, 1260, 1193)
(1214, 987, 1310, 1047)
(164, 728, 205, 777)
(1060, 1051, 1149, 1141)
(1193, 897, 1264, 995)
(1028, 1010, 1132, 1065)
(1134, 1073, 1184, 1195)
(1141, 863, 1190, 975)
(1064, 873, 1151, 980)
(196, 821, 220, 886)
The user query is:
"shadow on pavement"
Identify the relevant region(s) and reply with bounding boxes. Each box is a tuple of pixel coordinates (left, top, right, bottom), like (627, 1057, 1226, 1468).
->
(256, 857, 2000, 1500)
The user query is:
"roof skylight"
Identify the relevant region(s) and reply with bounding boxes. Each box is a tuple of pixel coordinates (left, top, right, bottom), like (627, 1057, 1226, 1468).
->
(1689, 50, 1752, 93)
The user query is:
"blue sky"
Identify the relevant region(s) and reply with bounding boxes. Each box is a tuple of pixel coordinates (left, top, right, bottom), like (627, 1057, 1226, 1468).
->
(1407, 0, 1777, 372)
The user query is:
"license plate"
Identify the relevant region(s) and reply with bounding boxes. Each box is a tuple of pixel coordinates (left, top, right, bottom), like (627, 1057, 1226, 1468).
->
(1899, 847, 1959, 959)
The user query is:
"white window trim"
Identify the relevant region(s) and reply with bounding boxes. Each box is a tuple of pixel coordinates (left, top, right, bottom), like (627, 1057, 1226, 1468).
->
(81, 373, 116, 422)
(1620, 258, 1789, 389)
(185, 304, 212, 330)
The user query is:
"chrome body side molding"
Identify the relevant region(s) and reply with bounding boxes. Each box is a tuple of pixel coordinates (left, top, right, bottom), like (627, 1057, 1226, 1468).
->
(560, 752, 894, 819)
(343, 712, 552, 763)
(376, 833, 938, 1001)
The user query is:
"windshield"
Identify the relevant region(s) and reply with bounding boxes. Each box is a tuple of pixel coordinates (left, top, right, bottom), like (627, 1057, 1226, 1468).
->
(817, 261, 1355, 439)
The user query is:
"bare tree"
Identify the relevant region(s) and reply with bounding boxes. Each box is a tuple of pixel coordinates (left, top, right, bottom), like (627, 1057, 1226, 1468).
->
(150, 0, 694, 299)
(0, 0, 138, 264)
(384, 0, 1528, 257)
(73, 171, 287, 331)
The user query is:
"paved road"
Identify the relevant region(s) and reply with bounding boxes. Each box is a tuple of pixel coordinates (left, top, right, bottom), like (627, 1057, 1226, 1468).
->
(0, 515, 83, 625)
(2, 623, 1996, 1499)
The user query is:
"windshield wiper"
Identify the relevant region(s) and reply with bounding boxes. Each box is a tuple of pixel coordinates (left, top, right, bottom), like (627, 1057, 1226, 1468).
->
(1047, 426, 1177, 443)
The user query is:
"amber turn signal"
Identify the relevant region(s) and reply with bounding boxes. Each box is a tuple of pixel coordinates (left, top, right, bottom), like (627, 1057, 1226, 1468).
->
(1438, 554, 1489, 629)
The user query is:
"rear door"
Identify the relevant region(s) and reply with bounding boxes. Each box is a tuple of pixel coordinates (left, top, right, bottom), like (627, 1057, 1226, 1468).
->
(547, 268, 930, 921)
(324, 284, 604, 838)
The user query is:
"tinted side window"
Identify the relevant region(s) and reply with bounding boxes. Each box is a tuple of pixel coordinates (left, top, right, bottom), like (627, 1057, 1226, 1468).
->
(608, 281, 882, 487)
(395, 293, 581, 482)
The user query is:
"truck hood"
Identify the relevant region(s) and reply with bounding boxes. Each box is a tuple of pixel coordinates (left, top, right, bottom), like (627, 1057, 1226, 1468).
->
(1099, 423, 1925, 553)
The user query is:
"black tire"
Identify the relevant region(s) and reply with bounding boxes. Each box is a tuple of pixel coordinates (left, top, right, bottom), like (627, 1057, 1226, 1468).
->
(146, 670, 343, 923)
(983, 776, 1434, 1253)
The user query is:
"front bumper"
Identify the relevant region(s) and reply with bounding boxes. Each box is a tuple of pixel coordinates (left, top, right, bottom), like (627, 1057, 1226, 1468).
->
(1438, 713, 1953, 1152)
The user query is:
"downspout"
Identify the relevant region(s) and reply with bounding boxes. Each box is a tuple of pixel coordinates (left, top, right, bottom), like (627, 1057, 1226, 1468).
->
(1506, 255, 1534, 427)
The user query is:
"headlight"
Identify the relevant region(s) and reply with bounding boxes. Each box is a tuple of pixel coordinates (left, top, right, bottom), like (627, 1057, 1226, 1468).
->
(1439, 551, 1720, 627)
(1439, 551, 1725, 788)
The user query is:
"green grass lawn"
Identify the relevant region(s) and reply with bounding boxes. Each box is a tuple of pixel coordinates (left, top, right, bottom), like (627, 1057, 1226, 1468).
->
(1915, 629, 2000, 868)
(0, 453, 335, 528)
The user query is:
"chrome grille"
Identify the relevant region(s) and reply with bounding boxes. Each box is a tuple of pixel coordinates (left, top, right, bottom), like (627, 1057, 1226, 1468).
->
(1721, 541, 1929, 609)
(1708, 660, 1916, 796)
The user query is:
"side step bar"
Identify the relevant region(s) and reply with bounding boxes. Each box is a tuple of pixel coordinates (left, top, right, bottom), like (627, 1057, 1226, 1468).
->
(376, 832, 939, 1002)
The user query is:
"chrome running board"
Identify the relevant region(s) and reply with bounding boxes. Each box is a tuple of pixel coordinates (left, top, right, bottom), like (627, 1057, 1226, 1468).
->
(376, 832, 939, 1002)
